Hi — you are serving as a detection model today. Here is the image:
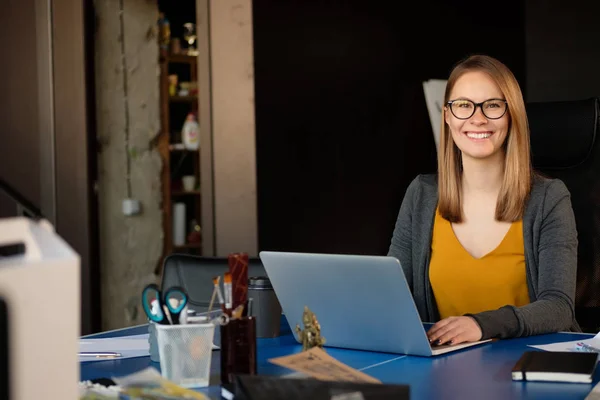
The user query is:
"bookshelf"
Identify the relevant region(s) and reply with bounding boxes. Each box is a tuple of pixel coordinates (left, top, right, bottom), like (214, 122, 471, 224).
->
(158, 53, 202, 267)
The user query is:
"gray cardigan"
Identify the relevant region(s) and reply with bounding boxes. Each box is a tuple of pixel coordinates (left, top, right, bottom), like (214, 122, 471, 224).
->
(388, 173, 581, 340)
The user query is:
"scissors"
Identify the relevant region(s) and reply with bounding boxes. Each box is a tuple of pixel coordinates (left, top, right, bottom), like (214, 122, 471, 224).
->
(141, 284, 188, 325)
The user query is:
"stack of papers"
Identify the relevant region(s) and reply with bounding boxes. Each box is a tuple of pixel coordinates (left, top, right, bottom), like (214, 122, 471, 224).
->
(79, 334, 150, 363)
(529, 332, 600, 354)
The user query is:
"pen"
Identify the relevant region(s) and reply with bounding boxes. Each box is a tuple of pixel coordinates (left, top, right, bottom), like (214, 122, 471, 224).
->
(79, 352, 122, 358)
(216, 281, 225, 309)
(163, 304, 174, 325)
(247, 297, 253, 317)
(224, 272, 232, 315)
(208, 276, 221, 313)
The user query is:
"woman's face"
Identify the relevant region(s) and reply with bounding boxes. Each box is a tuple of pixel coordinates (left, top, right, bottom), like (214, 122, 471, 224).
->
(444, 71, 509, 162)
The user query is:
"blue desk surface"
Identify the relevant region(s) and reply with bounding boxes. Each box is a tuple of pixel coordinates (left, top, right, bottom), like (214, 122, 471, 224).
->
(81, 322, 599, 400)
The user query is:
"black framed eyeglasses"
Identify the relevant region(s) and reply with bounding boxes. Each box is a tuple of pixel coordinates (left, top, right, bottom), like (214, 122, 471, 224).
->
(446, 99, 508, 120)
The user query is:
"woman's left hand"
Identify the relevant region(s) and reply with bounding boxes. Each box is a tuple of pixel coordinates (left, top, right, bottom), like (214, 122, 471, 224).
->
(427, 316, 483, 346)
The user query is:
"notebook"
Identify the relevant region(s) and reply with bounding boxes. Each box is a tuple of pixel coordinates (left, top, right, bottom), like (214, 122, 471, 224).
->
(511, 351, 598, 383)
(222, 375, 410, 400)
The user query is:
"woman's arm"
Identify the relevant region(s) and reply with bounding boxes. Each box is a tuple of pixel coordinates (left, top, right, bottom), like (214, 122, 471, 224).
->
(468, 179, 578, 339)
(388, 176, 421, 292)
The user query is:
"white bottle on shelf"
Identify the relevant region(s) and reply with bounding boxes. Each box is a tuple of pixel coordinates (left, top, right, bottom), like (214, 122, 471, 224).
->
(173, 203, 186, 246)
(181, 112, 200, 150)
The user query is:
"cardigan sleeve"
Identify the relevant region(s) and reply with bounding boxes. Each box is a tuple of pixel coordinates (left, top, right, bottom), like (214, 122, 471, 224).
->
(467, 179, 579, 339)
(387, 176, 421, 292)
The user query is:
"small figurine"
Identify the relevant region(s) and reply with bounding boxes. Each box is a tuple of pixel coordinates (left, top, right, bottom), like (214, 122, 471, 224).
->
(295, 306, 326, 351)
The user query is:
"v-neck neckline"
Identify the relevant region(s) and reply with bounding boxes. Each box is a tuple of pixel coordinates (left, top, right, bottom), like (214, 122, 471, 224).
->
(443, 214, 516, 260)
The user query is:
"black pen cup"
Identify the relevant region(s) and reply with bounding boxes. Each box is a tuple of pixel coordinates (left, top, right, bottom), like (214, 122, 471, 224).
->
(220, 316, 257, 385)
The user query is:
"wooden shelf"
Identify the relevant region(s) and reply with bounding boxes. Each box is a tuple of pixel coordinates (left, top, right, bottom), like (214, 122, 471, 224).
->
(155, 46, 202, 275)
(169, 145, 199, 152)
(161, 53, 197, 64)
(171, 190, 201, 196)
(158, 47, 202, 275)
(169, 95, 198, 103)
(174, 242, 202, 250)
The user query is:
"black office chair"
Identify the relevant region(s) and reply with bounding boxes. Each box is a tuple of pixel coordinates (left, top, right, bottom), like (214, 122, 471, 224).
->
(527, 97, 600, 333)
(160, 254, 266, 312)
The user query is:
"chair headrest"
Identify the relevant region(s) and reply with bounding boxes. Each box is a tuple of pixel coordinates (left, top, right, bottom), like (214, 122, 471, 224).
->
(526, 97, 599, 169)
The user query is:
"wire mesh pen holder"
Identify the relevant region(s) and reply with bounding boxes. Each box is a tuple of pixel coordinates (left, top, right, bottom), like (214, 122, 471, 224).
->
(220, 316, 257, 385)
(155, 322, 215, 388)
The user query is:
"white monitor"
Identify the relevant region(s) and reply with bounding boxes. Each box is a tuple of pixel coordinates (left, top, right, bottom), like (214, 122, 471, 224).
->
(0, 217, 80, 399)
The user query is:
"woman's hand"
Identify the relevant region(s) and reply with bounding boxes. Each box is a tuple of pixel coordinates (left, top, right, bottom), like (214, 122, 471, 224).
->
(427, 316, 483, 346)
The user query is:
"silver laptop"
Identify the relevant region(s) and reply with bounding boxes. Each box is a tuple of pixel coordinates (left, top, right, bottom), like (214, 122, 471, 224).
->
(259, 251, 490, 356)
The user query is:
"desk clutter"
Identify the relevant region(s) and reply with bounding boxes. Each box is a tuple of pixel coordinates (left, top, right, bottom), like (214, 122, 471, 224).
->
(223, 374, 410, 400)
(141, 252, 264, 388)
(142, 253, 257, 327)
(79, 367, 209, 400)
(75, 249, 600, 398)
(529, 331, 600, 354)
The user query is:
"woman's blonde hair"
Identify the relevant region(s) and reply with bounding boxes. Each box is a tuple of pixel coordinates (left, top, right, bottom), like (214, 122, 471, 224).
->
(438, 54, 532, 223)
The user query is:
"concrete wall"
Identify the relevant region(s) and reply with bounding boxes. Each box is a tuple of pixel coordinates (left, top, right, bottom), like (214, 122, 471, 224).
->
(94, 0, 162, 330)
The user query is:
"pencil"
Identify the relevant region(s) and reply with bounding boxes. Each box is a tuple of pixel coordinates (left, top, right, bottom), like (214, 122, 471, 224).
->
(224, 272, 232, 314)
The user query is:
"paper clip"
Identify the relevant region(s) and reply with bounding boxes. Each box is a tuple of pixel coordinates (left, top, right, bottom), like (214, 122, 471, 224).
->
(575, 342, 600, 353)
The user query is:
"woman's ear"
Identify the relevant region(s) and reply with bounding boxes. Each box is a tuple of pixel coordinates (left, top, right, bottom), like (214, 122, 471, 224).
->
(443, 107, 451, 126)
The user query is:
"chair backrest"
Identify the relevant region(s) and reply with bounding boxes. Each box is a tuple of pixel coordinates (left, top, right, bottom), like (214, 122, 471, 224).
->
(161, 254, 266, 313)
(526, 97, 600, 332)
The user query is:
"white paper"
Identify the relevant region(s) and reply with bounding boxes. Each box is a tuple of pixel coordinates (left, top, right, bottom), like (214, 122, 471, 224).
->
(422, 79, 447, 152)
(586, 380, 600, 400)
(528, 332, 600, 354)
(79, 334, 150, 363)
(112, 366, 162, 385)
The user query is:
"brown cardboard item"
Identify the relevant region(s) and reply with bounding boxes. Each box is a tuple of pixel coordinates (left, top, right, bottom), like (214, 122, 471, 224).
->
(228, 252, 248, 309)
(268, 347, 381, 384)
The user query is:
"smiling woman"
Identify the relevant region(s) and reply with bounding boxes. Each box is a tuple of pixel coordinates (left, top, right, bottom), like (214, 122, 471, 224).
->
(388, 54, 581, 348)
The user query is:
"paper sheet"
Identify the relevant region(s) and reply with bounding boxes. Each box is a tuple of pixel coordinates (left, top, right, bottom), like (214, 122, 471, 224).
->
(268, 347, 380, 383)
(586, 380, 600, 400)
(528, 332, 600, 354)
(79, 334, 150, 363)
(422, 79, 447, 152)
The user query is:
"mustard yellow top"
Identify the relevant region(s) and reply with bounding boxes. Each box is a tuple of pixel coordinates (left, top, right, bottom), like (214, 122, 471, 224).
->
(429, 209, 530, 319)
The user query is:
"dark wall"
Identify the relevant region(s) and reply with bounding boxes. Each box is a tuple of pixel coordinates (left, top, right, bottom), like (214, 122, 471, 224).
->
(526, 0, 600, 102)
(54, 0, 99, 334)
(0, 0, 99, 335)
(253, 1, 526, 255)
(0, 193, 13, 219)
(0, 0, 41, 214)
